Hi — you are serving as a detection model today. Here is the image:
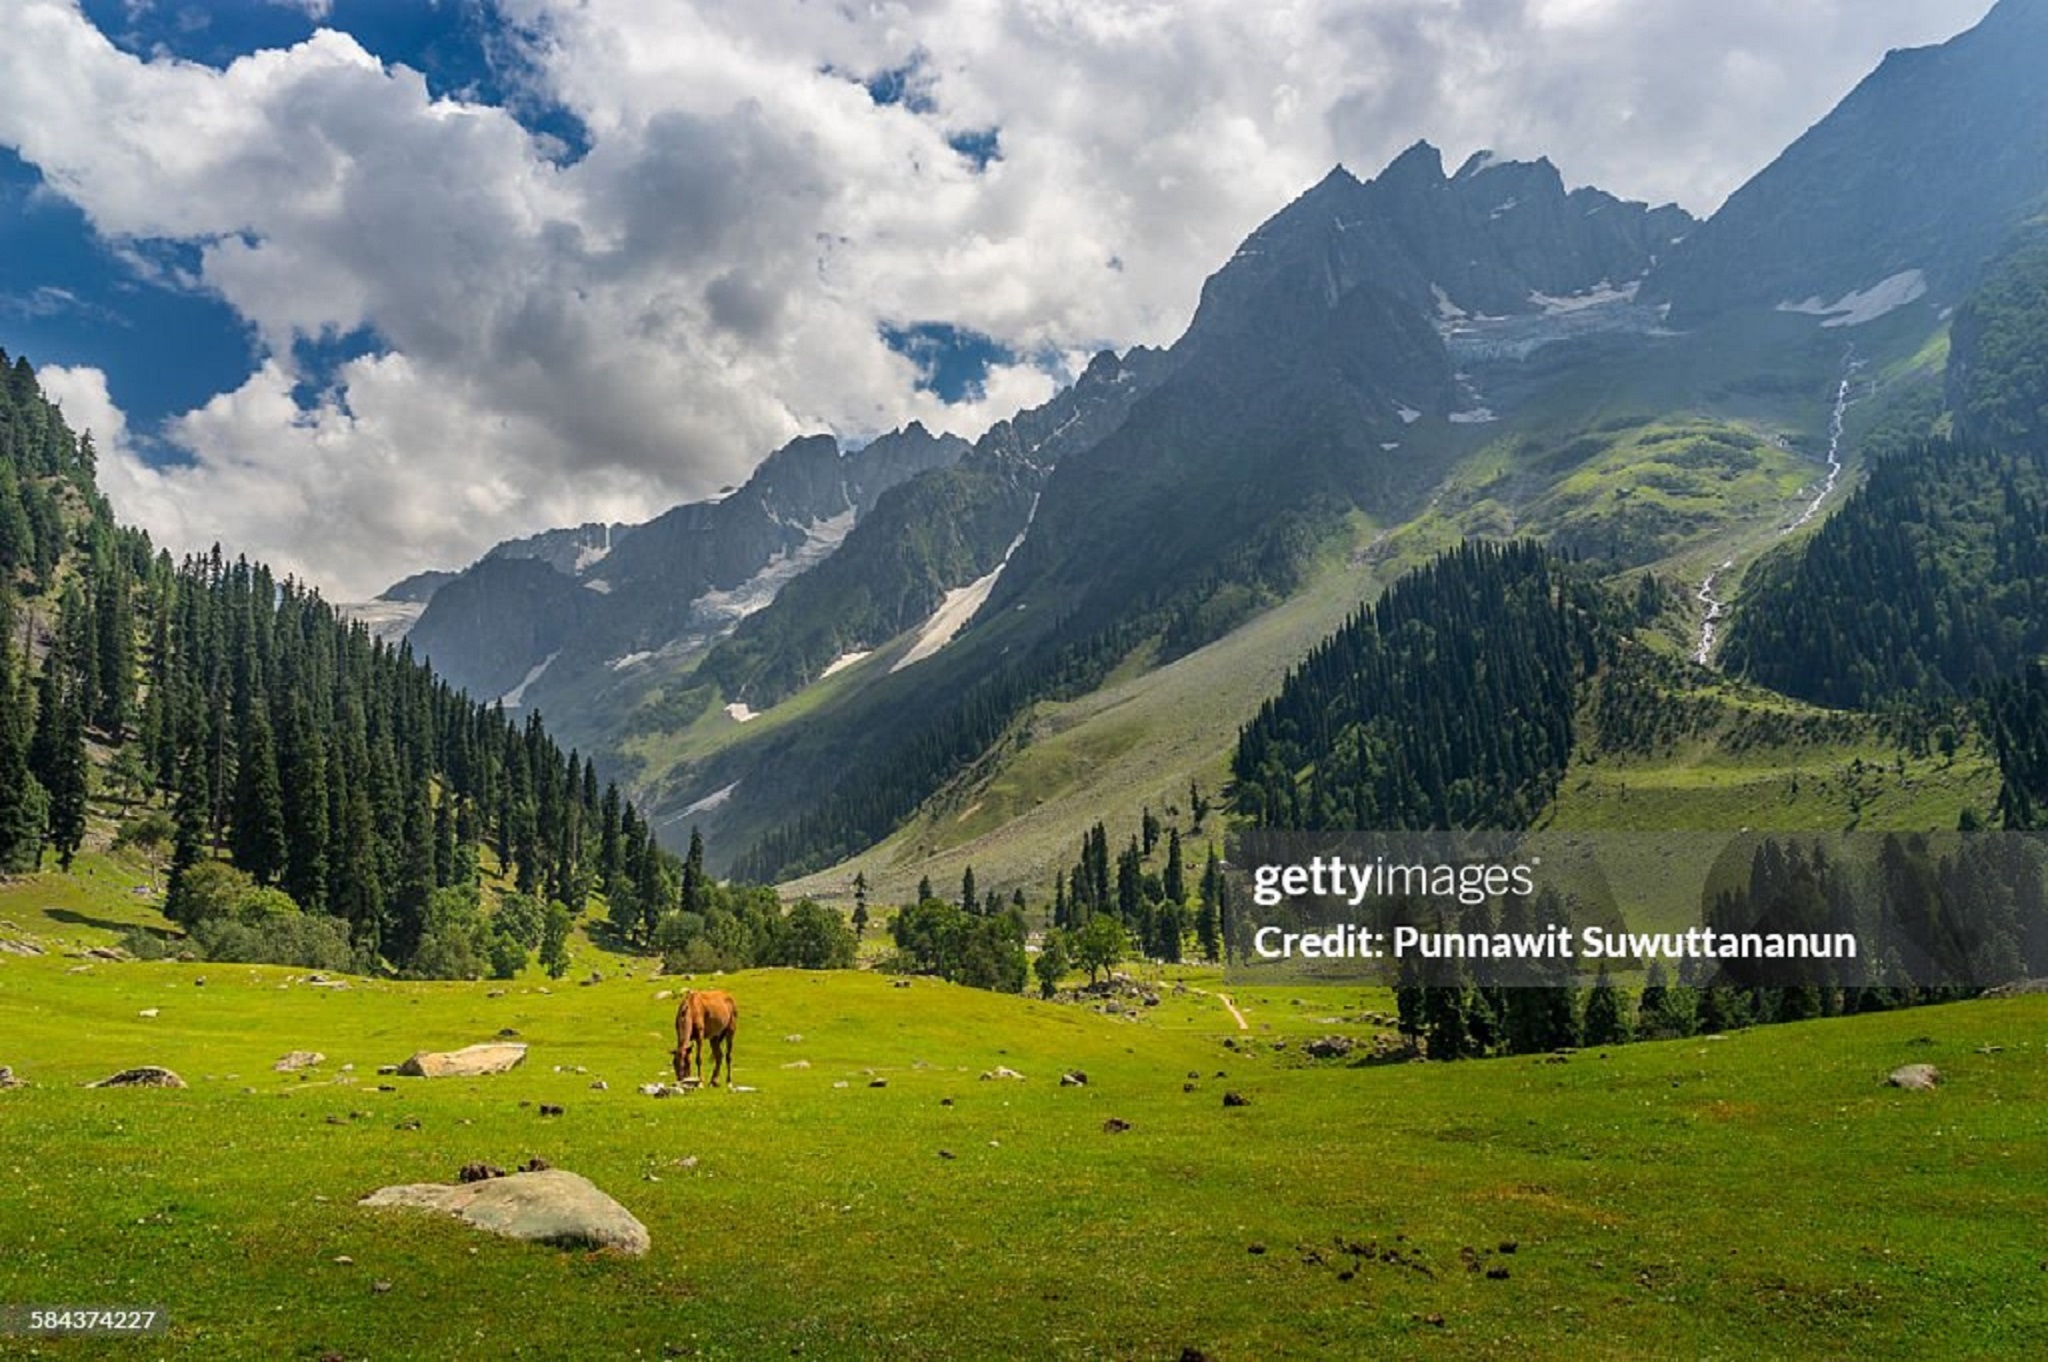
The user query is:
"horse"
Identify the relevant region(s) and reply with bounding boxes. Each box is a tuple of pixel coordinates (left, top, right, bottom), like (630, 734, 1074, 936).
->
(671, 988, 738, 1087)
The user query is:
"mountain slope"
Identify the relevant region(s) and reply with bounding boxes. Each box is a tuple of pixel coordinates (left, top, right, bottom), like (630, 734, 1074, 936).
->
(404, 421, 969, 702)
(682, 148, 1696, 878)
(1645, 0, 2048, 323)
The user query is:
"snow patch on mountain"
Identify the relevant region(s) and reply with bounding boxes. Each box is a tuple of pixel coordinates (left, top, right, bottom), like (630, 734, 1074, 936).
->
(337, 599, 425, 643)
(1395, 405, 1422, 424)
(1529, 280, 1639, 315)
(724, 702, 759, 723)
(499, 652, 559, 708)
(821, 649, 872, 679)
(583, 578, 612, 593)
(1449, 407, 1498, 424)
(1777, 269, 1927, 328)
(689, 509, 858, 629)
(573, 527, 615, 573)
(607, 651, 653, 671)
(675, 781, 739, 820)
(892, 498, 1039, 674)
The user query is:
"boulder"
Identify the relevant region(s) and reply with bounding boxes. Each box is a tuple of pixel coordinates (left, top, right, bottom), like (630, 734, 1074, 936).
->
(274, 1051, 326, 1072)
(396, 1043, 528, 1078)
(1306, 1036, 1355, 1059)
(980, 1066, 1025, 1081)
(0, 939, 45, 956)
(1888, 1063, 1941, 1091)
(0, 1066, 25, 1088)
(89, 1066, 186, 1089)
(1060, 1071, 1088, 1086)
(361, 1170, 649, 1255)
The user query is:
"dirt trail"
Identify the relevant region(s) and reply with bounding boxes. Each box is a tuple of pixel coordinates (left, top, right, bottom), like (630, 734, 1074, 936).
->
(1213, 992, 1249, 1031)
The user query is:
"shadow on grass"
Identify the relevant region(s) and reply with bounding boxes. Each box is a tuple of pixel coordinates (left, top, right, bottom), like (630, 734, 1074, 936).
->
(45, 907, 171, 937)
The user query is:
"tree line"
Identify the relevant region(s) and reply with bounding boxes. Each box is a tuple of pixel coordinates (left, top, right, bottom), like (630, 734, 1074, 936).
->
(0, 350, 688, 976)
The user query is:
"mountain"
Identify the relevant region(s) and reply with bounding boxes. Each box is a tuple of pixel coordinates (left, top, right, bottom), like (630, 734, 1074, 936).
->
(698, 345, 1173, 709)
(668, 147, 1697, 879)
(404, 420, 969, 703)
(367, 0, 2048, 895)
(1644, 0, 2048, 323)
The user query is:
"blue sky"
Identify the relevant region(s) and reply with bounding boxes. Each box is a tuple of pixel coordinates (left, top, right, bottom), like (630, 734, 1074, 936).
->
(0, 0, 1998, 596)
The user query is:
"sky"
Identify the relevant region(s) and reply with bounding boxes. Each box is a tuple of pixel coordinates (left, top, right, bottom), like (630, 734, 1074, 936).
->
(0, 0, 2000, 600)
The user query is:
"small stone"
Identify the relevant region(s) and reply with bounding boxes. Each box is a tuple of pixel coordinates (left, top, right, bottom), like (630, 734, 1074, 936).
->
(590, 1080, 608, 1091)
(784, 1034, 804, 1044)
(333, 1255, 353, 1266)
(1486, 1266, 1510, 1280)
(1222, 1091, 1250, 1108)
(539, 1104, 565, 1116)
(373, 1281, 392, 1294)
(940, 1097, 953, 1106)
(1247, 1243, 1266, 1255)
(1060, 1071, 1087, 1086)
(1101, 1117, 1131, 1134)
(868, 1078, 887, 1089)
(782, 1060, 811, 1070)
(938, 1149, 956, 1160)
(138, 1008, 159, 1019)
(394, 1117, 421, 1130)
(274, 1051, 326, 1072)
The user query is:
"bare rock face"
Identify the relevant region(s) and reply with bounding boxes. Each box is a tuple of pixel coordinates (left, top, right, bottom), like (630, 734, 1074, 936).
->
(89, 1066, 186, 1089)
(1888, 1063, 1941, 1091)
(274, 1051, 326, 1072)
(396, 1043, 528, 1078)
(360, 1170, 649, 1255)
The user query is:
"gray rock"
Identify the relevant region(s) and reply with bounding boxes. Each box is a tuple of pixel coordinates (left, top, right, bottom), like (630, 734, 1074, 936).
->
(1060, 1071, 1088, 1086)
(89, 1066, 186, 1089)
(396, 1043, 528, 1078)
(0, 1066, 26, 1088)
(1306, 1036, 1355, 1059)
(1888, 1063, 1941, 1091)
(360, 1170, 649, 1254)
(274, 1051, 326, 1072)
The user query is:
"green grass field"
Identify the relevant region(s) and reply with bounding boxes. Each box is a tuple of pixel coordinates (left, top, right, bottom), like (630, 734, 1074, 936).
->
(4, 875, 2046, 1360)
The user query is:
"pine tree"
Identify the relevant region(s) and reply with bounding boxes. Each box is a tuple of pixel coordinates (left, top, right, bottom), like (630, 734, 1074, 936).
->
(960, 865, 977, 916)
(1196, 846, 1222, 962)
(230, 700, 288, 885)
(1582, 966, 1632, 1046)
(1163, 827, 1186, 906)
(852, 871, 869, 939)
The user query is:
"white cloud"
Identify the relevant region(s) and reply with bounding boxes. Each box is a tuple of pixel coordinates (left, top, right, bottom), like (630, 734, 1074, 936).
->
(0, 0, 1997, 597)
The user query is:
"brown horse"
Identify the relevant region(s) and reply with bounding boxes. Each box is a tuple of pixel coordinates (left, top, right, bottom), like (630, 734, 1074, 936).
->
(671, 988, 738, 1087)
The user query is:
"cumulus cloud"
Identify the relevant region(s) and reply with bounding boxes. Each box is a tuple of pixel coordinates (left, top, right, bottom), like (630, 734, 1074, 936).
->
(0, 0, 1995, 597)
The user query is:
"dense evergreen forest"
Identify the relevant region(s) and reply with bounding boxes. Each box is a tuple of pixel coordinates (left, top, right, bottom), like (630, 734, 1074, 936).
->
(1721, 440, 2048, 708)
(1231, 539, 1612, 832)
(0, 350, 690, 976)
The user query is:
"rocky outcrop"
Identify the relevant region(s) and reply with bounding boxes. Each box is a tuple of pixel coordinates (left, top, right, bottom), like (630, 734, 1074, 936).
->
(395, 1043, 528, 1078)
(361, 1170, 649, 1254)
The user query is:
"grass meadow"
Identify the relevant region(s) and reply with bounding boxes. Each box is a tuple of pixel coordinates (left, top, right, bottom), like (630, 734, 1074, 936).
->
(4, 864, 2046, 1359)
